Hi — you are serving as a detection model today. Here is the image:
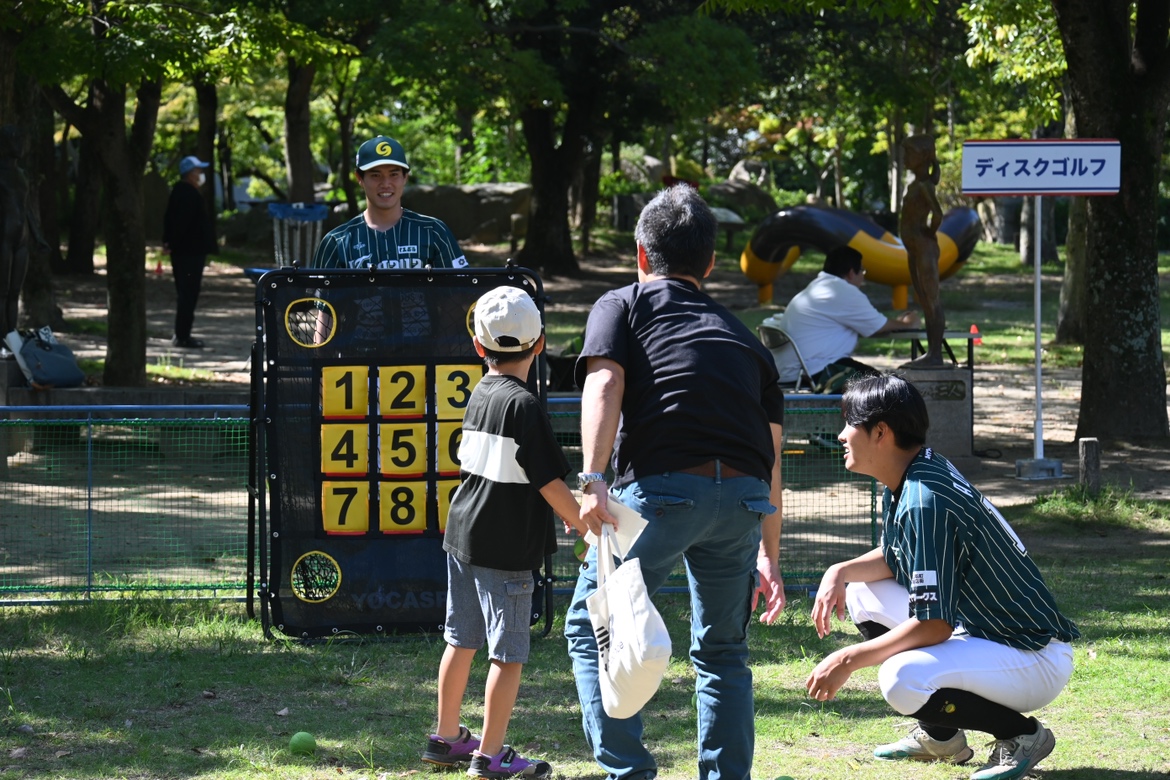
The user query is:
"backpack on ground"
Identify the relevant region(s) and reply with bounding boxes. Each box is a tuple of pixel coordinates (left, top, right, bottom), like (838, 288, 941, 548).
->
(5, 327, 85, 390)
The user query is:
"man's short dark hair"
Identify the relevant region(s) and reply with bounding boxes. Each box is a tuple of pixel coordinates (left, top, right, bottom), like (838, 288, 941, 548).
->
(823, 245, 864, 278)
(841, 373, 929, 449)
(634, 185, 717, 279)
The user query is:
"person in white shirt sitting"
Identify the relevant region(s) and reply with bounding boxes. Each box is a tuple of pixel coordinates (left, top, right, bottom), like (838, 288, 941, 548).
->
(775, 245, 919, 391)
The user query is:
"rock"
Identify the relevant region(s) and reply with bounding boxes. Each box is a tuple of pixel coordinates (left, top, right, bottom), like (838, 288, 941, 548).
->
(729, 159, 769, 187)
(706, 181, 779, 223)
(403, 183, 531, 242)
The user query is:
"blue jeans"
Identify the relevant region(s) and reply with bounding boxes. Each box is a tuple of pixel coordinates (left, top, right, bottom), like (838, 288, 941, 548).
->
(564, 468, 775, 780)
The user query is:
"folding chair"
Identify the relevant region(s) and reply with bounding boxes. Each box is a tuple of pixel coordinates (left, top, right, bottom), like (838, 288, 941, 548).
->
(757, 323, 816, 393)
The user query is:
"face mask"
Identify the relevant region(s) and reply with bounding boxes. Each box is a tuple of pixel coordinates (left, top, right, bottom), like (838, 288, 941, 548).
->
(196, 172, 207, 187)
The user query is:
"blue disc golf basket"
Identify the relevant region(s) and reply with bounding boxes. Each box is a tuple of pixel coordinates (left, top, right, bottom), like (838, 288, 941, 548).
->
(268, 202, 329, 267)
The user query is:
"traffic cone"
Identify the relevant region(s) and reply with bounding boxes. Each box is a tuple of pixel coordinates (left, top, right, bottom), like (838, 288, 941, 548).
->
(970, 323, 982, 346)
(154, 257, 163, 276)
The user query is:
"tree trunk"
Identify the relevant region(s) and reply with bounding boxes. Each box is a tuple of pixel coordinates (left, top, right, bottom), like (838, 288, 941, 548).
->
(63, 123, 101, 275)
(577, 139, 602, 256)
(1055, 93, 1086, 344)
(99, 79, 159, 386)
(195, 78, 218, 250)
(23, 84, 63, 328)
(330, 81, 357, 214)
(1055, 195, 1087, 343)
(1053, 0, 1170, 442)
(284, 60, 316, 204)
(48, 76, 160, 386)
(833, 144, 844, 209)
(32, 89, 62, 272)
(0, 38, 34, 333)
(219, 126, 236, 211)
(888, 109, 905, 216)
(100, 160, 148, 385)
(1019, 195, 1058, 266)
(517, 106, 583, 277)
(454, 106, 475, 185)
(339, 112, 357, 214)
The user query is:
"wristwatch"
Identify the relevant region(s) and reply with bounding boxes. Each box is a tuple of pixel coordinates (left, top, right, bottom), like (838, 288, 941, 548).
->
(577, 472, 606, 491)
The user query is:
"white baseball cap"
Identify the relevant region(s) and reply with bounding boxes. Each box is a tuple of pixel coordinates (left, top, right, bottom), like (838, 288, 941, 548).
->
(474, 286, 542, 352)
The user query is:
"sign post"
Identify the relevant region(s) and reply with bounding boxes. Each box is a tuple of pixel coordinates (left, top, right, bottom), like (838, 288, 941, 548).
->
(961, 139, 1120, 480)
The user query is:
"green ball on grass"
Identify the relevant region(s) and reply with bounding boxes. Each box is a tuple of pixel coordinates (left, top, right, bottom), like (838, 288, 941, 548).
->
(289, 731, 316, 755)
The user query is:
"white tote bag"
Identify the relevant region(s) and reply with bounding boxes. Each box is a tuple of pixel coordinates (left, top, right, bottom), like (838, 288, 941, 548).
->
(586, 524, 672, 719)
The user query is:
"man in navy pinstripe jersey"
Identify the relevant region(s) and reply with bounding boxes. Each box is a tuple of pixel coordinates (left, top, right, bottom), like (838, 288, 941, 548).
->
(309, 136, 468, 344)
(806, 373, 1078, 780)
(310, 135, 468, 271)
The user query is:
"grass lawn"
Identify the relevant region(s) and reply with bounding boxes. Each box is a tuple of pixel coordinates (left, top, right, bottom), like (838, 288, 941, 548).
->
(1, 488, 1167, 780)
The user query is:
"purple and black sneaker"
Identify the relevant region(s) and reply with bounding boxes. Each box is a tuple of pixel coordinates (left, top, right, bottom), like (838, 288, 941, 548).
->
(422, 725, 481, 767)
(467, 745, 552, 779)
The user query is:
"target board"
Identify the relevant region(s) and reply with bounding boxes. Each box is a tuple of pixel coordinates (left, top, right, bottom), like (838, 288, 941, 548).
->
(254, 268, 548, 639)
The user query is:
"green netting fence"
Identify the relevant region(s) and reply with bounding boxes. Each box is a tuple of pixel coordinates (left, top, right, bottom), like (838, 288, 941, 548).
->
(0, 407, 252, 604)
(0, 400, 873, 604)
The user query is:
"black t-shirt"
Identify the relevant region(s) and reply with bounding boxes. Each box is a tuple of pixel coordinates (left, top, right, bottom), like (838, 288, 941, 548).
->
(443, 375, 569, 570)
(573, 278, 785, 487)
(163, 180, 213, 256)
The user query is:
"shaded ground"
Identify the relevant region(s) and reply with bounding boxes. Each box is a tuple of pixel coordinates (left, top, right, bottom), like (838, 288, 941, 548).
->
(41, 245, 1170, 511)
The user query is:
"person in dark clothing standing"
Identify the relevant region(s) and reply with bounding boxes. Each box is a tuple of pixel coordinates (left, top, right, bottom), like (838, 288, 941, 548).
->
(163, 155, 215, 349)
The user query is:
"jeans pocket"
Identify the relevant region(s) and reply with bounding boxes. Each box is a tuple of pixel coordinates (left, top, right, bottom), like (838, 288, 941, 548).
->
(628, 489, 695, 519)
(740, 497, 776, 518)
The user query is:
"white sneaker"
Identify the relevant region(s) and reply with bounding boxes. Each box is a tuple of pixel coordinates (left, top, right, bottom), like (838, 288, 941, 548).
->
(970, 721, 1055, 780)
(874, 725, 975, 764)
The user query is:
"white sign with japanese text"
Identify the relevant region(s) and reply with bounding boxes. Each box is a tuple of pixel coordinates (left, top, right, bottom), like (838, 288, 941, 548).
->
(961, 139, 1120, 196)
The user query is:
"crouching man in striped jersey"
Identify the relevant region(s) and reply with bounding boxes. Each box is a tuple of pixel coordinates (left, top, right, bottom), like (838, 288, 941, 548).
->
(806, 373, 1079, 780)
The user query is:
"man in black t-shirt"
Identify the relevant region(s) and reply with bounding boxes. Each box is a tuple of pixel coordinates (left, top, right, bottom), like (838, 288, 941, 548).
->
(565, 185, 786, 780)
(424, 286, 595, 780)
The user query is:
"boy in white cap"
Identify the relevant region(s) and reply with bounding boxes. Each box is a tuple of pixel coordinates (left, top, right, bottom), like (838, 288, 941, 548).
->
(163, 155, 215, 348)
(311, 135, 467, 270)
(422, 286, 598, 779)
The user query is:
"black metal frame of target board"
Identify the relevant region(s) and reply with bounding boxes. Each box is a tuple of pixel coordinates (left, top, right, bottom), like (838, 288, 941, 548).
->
(247, 265, 554, 640)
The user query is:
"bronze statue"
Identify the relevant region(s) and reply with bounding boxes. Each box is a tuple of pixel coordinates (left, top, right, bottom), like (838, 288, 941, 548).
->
(900, 134, 945, 368)
(0, 125, 30, 338)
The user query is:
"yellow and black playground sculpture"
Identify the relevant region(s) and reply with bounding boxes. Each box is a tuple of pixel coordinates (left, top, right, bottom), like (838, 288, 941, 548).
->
(739, 202, 981, 309)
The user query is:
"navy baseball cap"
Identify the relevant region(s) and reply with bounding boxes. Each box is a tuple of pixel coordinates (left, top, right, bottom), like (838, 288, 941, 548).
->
(356, 136, 410, 172)
(179, 156, 210, 175)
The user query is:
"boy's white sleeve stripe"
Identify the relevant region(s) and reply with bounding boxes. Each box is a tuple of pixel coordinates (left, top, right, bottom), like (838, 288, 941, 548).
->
(458, 430, 530, 484)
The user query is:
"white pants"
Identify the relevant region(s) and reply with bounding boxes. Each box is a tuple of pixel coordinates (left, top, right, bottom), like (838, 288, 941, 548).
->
(846, 580, 1074, 716)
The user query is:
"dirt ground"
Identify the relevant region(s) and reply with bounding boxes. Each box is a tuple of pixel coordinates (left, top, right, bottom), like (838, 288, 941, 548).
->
(39, 245, 1170, 510)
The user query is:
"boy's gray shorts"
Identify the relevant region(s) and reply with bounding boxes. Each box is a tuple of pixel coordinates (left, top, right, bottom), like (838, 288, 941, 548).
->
(444, 555, 534, 663)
